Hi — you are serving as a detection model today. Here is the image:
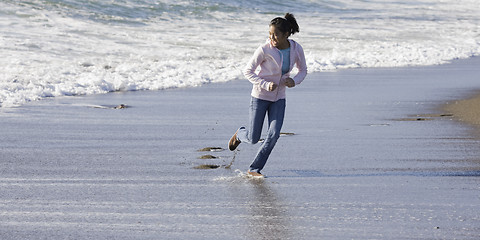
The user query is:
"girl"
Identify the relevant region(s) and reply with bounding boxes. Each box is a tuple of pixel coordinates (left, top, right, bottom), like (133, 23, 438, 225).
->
(228, 13, 308, 177)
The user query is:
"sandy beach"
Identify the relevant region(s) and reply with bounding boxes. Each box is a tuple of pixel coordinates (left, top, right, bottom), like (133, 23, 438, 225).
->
(445, 93, 480, 127)
(1, 57, 480, 239)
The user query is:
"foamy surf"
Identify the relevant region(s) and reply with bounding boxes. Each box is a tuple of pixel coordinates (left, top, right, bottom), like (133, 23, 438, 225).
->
(1, 0, 479, 107)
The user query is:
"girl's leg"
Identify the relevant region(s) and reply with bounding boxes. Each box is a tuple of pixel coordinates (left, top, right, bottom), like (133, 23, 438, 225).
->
(249, 99, 286, 173)
(237, 97, 269, 144)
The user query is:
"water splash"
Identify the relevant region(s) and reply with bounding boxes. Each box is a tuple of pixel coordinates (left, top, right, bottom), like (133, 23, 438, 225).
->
(224, 149, 237, 169)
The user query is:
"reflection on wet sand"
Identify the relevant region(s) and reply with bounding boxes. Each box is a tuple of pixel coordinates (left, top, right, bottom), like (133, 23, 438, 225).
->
(246, 180, 292, 240)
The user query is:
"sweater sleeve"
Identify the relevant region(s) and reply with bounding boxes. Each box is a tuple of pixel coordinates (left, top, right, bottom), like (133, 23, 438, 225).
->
(243, 46, 271, 91)
(292, 43, 308, 85)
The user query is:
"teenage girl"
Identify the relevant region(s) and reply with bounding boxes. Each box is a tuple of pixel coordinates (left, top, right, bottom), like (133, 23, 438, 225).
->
(228, 13, 307, 177)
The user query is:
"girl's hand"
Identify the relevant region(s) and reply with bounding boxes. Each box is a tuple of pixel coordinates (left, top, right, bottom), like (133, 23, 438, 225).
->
(268, 82, 278, 91)
(285, 78, 295, 88)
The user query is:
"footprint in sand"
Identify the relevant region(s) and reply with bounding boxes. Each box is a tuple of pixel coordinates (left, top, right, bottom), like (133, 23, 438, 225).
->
(198, 154, 218, 159)
(198, 147, 224, 152)
(194, 164, 220, 169)
(194, 146, 237, 170)
(193, 147, 223, 170)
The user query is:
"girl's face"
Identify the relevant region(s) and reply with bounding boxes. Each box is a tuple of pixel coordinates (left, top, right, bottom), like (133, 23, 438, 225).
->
(269, 25, 289, 48)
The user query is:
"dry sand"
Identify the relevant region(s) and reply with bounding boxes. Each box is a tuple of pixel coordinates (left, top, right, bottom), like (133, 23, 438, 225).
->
(445, 93, 480, 126)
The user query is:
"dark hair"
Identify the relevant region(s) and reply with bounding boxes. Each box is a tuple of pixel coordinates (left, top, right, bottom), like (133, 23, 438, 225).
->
(270, 13, 300, 36)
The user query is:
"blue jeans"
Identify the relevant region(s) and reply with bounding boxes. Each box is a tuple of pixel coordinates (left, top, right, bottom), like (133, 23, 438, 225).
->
(237, 97, 286, 173)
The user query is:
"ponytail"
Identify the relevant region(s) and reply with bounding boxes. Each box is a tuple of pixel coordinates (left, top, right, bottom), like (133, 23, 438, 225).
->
(270, 13, 300, 36)
(284, 13, 299, 35)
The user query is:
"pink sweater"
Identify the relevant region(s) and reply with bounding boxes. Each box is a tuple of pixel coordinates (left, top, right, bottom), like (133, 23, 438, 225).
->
(243, 39, 308, 102)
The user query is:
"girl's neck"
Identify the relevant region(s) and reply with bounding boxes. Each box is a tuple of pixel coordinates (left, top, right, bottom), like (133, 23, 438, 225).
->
(276, 40, 290, 50)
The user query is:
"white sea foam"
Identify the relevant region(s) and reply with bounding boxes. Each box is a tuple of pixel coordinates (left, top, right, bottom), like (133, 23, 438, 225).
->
(213, 169, 263, 182)
(1, 0, 479, 107)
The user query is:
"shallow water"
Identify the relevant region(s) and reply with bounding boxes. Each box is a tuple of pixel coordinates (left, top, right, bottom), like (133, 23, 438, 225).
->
(1, 58, 480, 239)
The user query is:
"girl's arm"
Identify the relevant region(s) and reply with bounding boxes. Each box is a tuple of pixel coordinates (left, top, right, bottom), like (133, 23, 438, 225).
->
(243, 47, 272, 91)
(292, 44, 307, 85)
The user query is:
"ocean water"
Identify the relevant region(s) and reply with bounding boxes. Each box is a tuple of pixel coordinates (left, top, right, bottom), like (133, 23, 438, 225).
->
(1, 0, 479, 107)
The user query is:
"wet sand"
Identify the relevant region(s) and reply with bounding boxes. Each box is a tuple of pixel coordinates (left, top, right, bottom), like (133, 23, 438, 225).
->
(1, 58, 480, 239)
